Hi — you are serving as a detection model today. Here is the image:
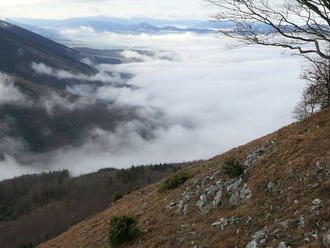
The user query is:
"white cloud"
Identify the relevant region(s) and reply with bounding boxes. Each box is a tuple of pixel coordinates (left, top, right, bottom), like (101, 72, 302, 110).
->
(0, 31, 305, 180)
(0, 72, 29, 105)
(24, 32, 305, 177)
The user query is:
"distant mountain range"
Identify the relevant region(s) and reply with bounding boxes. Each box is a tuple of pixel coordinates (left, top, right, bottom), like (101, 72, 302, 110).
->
(6, 16, 280, 43)
(8, 16, 235, 37)
(0, 20, 161, 158)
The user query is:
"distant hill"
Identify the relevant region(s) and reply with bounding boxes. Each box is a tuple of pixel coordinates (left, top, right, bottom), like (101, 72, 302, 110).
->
(0, 20, 161, 157)
(9, 16, 220, 35)
(0, 20, 95, 89)
(0, 162, 195, 248)
(38, 108, 330, 248)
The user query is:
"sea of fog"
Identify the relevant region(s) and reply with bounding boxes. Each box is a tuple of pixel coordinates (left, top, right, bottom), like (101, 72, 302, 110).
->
(0, 31, 305, 180)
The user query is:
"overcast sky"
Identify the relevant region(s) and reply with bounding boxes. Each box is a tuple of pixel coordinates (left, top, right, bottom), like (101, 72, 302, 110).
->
(0, 0, 212, 20)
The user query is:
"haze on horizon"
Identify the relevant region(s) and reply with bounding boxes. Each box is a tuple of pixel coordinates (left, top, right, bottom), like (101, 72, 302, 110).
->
(0, 0, 212, 20)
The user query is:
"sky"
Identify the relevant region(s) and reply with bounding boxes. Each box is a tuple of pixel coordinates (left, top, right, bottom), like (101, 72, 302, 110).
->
(0, 0, 212, 20)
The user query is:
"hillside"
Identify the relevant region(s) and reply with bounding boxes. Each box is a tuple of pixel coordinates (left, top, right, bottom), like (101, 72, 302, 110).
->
(38, 108, 330, 248)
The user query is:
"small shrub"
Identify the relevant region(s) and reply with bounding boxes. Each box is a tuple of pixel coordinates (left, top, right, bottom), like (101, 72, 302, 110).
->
(113, 192, 123, 202)
(222, 158, 244, 178)
(109, 216, 139, 247)
(158, 172, 192, 192)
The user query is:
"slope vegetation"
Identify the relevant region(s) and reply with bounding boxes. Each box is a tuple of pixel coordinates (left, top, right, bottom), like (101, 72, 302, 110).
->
(38, 108, 330, 248)
(0, 162, 192, 248)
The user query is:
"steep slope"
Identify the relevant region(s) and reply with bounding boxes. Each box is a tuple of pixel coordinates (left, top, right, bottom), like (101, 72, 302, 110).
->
(38, 108, 330, 248)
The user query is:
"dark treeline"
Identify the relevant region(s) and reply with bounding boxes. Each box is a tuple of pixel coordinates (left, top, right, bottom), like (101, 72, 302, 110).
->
(0, 162, 196, 248)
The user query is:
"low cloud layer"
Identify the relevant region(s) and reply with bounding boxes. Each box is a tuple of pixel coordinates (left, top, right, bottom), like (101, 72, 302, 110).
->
(0, 72, 29, 105)
(0, 32, 305, 180)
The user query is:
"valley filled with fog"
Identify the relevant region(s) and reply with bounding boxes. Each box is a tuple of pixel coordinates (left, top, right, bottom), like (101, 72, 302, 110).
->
(0, 31, 305, 180)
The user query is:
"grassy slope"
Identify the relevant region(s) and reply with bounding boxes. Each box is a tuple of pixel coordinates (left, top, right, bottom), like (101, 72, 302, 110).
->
(38, 108, 330, 248)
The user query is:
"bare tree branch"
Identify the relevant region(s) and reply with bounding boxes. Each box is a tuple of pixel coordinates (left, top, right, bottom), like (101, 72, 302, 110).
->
(207, 0, 330, 59)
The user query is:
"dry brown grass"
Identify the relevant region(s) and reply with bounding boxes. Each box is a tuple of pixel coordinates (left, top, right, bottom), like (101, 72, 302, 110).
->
(38, 108, 330, 248)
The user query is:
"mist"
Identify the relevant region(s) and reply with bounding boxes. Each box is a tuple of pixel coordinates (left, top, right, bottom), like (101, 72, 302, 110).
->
(0, 31, 305, 180)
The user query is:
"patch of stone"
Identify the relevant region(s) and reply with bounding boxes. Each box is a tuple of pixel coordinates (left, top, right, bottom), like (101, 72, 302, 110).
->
(196, 177, 252, 214)
(227, 179, 252, 204)
(211, 216, 244, 230)
(277, 241, 292, 248)
(309, 199, 322, 216)
(312, 198, 322, 205)
(244, 141, 274, 170)
(246, 227, 268, 248)
(175, 144, 274, 215)
(267, 181, 277, 192)
(297, 215, 305, 228)
(167, 202, 176, 209)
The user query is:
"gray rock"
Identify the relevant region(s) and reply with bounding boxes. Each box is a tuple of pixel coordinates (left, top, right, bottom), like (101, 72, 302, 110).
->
(212, 190, 223, 206)
(206, 185, 222, 196)
(277, 242, 287, 248)
(196, 194, 208, 209)
(240, 183, 252, 200)
(227, 178, 242, 195)
(212, 218, 228, 230)
(212, 216, 242, 229)
(216, 179, 226, 187)
(312, 198, 322, 205)
(244, 148, 265, 169)
(252, 227, 267, 242)
(267, 181, 276, 192)
(227, 179, 252, 204)
(167, 202, 176, 209)
(246, 240, 258, 248)
(229, 191, 240, 204)
(245, 227, 267, 248)
(298, 215, 305, 228)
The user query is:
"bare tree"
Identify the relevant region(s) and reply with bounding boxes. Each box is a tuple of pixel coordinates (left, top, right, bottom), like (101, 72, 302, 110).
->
(208, 0, 330, 59)
(301, 53, 330, 108)
(293, 86, 319, 120)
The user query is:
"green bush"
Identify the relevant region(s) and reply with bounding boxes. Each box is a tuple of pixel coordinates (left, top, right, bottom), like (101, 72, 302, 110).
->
(113, 192, 123, 203)
(108, 216, 139, 247)
(158, 172, 192, 192)
(222, 158, 244, 178)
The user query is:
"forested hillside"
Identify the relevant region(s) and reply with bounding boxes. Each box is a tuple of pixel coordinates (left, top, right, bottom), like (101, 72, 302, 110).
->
(0, 162, 195, 248)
